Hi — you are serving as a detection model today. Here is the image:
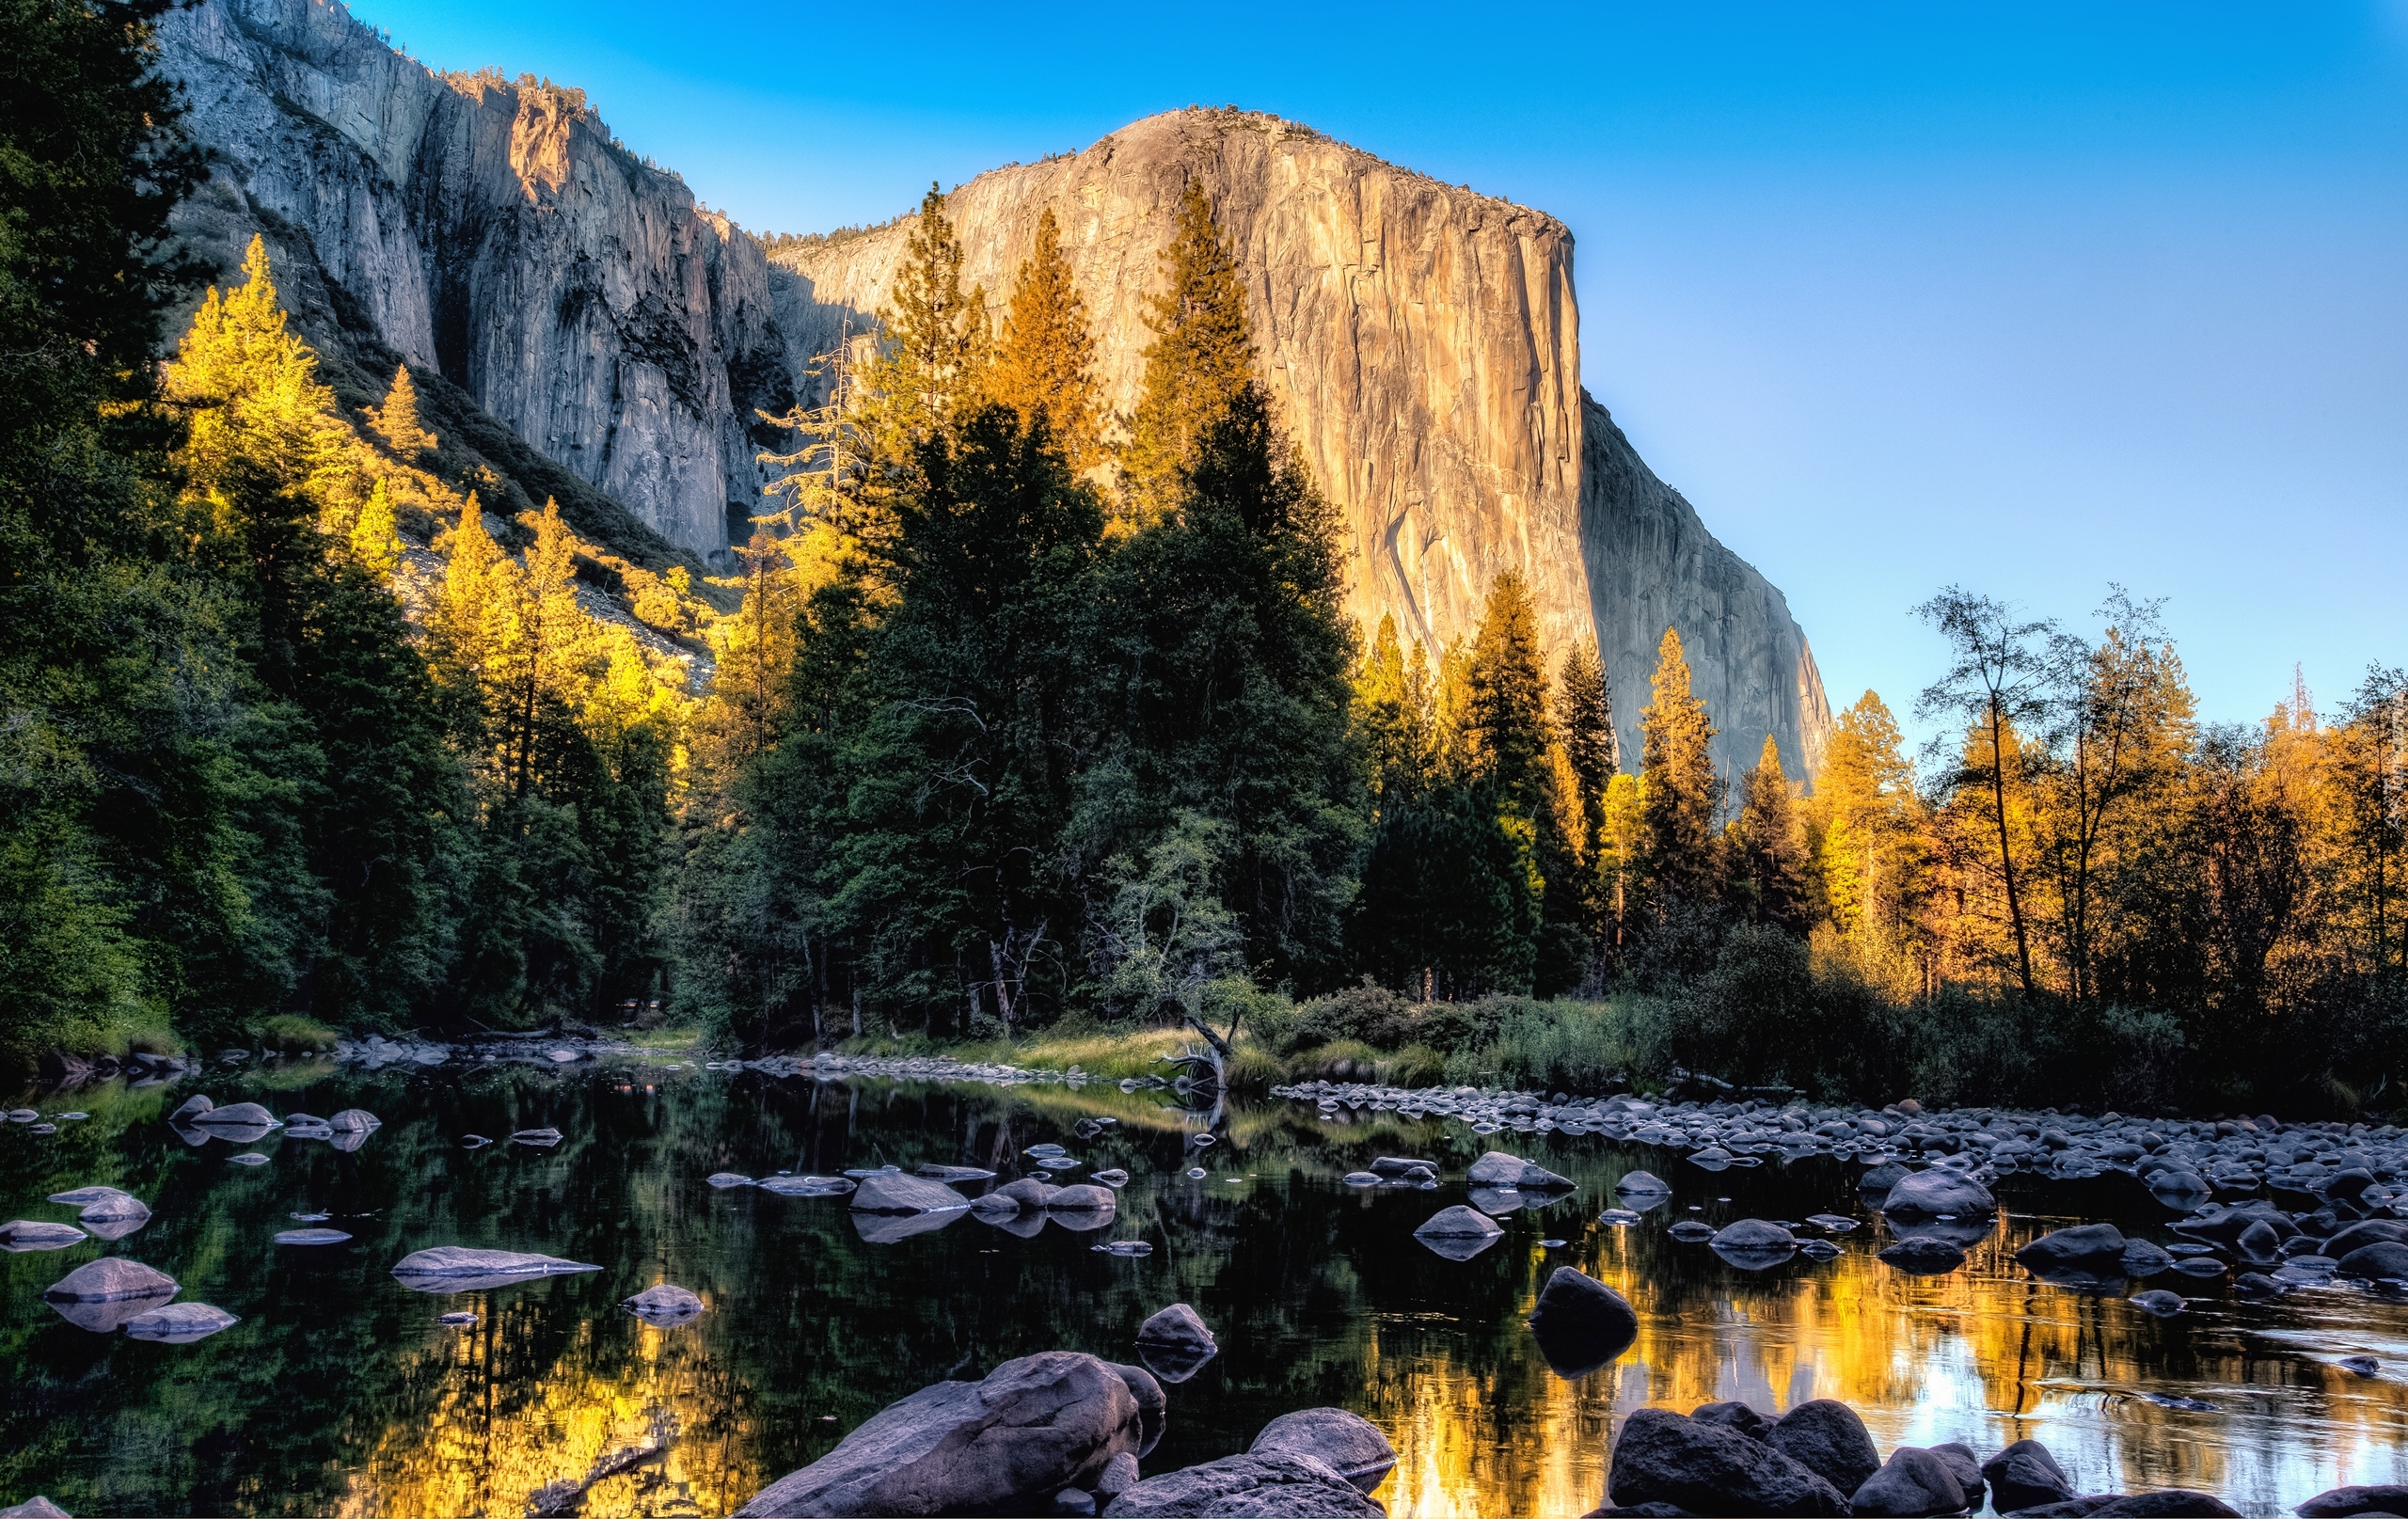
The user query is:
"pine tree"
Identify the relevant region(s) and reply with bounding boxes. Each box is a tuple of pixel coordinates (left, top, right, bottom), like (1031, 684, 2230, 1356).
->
(1354, 614, 1434, 811)
(350, 477, 403, 578)
(988, 206, 1102, 469)
(370, 363, 436, 459)
(1729, 736, 1811, 930)
(1462, 569, 1552, 814)
(1639, 626, 1720, 899)
(858, 183, 989, 466)
(498, 498, 586, 800)
(1808, 690, 1922, 952)
(1123, 182, 1258, 514)
(1558, 643, 1619, 835)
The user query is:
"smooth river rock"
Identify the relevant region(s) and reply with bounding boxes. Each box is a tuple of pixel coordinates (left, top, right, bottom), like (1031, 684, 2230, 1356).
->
(735, 1352, 1144, 1516)
(1525, 1267, 1639, 1381)
(623, 1284, 705, 1324)
(0, 1221, 88, 1253)
(1102, 1451, 1382, 1517)
(848, 1172, 974, 1214)
(1246, 1408, 1396, 1494)
(1414, 1205, 1504, 1262)
(123, 1303, 241, 1343)
(389, 1247, 602, 1292)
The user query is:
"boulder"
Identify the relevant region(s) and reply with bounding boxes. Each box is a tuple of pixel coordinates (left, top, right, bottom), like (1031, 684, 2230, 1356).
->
(1982, 1438, 2074, 1512)
(1414, 1205, 1503, 1261)
(1097, 1453, 1140, 1498)
(1370, 1156, 1438, 1178)
(2052, 1495, 2241, 1517)
(736, 1352, 1146, 1516)
(511, 1128, 564, 1147)
(1102, 1363, 1166, 1458)
(45, 1185, 136, 1207)
(327, 1109, 381, 1132)
(1100, 1452, 1382, 1516)
(1606, 1407, 1849, 1515)
(1136, 1304, 1214, 1350)
(1931, 1442, 1984, 1508)
(389, 1247, 602, 1292)
(1614, 1170, 1671, 1195)
(1711, 1220, 1798, 1270)
(274, 1228, 352, 1245)
(1690, 1401, 1773, 1441)
(855, 1208, 971, 1244)
(44, 1258, 177, 1302)
(1878, 1236, 1967, 1274)
(2321, 1221, 2408, 1259)
(1526, 1267, 1639, 1380)
(1766, 1400, 1879, 1498)
(2131, 1290, 2186, 1317)
(623, 1284, 705, 1323)
(192, 1100, 278, 1128)
(2296, 1483, 2408, 1517)
(1879, 1168, 1996, 1220)
(977, 1178, 1058, 1213)
(849, 1173, 974, 1214)
(168, 1094, 214, 1123)
(758, 1175, 855, 1197)
(2336, 1242, 2408, 1280)
(2020, 1223, 2128, 1274)
(2121, 1239, 2176, 1278)
(0, 1221, 88, 1253)
(1047, 1185, 1117, 1212)
(0, 1498, 71, 1518)
(122, 1303, 240, 1342)
(707, 1173, 754, 1189)
(1247, 1408, 1397, 1493)
(1468, 1150, 1532, 1186)
(2234, 1220, 2284, 1267)
(1849, 1448, 1966, 1517)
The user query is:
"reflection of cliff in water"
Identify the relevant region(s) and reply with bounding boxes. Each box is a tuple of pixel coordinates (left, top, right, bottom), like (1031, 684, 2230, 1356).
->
(4, 1063, 2406, 1517)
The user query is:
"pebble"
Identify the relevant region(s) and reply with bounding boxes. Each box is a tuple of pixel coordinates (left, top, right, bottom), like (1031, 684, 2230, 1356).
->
(230, 1153, 269, 1166)
(439, 1312, 478, 1326)
(1185, 1167, 1207, 1179)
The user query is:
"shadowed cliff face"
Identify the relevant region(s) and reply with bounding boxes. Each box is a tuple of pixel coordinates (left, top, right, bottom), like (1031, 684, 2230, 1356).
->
(1580, 399, 1833, 780)
(156, 0, 791, 558)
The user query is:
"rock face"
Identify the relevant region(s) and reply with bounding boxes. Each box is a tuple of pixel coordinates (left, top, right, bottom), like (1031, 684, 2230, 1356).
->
(154, 0, 790, 557)
(771, 109, 1830, 781)
(736, 1351, 1144, 1516)
(157, 13, 1828, 769)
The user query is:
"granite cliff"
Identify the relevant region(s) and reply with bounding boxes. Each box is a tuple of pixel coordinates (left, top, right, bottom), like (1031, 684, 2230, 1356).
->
(153, 1, 1829, 779)
(157, 0, 789, 559)
(769, 110, 1830, 778)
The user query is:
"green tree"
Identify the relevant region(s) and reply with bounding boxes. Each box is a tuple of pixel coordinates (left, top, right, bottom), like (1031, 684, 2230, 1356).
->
(1121, 182, 1257, 515)
(1462, 569, 1552, 811)
(1638, 626, 1720, 895)
(855, 183, 988, 473)
(1728, 735, 1810, 931)
(1354, 614, 1435, 812)
(1557, 643, 1618, 841)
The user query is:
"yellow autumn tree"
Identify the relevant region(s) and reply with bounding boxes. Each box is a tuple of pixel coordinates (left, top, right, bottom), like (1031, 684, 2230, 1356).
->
(988, 205, 1102, 469)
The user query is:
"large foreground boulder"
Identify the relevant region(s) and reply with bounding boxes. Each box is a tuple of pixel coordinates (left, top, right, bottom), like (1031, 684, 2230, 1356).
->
(1101, 1452, 1381, 1517)
(1983, 1439, 2074, 1512)
(1764, 1400, 1879, 1497)
(1247, 1408, 1396, 1494)
(2296, 1483, 2408, 1517)
(1849, 1447, 1964, 1516)
(1607, 1407, 1848, 1515)
(1527, 1267, 1640, 1380)
(737, 1352, 1145, 1516)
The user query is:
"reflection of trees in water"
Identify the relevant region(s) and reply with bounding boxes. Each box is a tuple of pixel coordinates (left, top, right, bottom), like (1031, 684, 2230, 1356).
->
(7, 1072, 2408, 1515)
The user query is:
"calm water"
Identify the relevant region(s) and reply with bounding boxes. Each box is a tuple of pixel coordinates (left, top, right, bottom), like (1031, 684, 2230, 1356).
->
(5, 1057, 2407, 1517)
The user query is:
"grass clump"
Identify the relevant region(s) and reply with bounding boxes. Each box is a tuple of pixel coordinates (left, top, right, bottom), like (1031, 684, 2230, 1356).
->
(253, 1014, 339, 1052)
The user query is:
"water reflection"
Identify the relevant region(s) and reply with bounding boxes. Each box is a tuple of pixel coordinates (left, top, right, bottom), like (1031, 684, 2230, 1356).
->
(2, 1064, 2405, 1517)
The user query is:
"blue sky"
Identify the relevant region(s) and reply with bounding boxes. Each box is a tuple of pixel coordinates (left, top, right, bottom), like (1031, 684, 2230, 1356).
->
(363, 0, 2408, 743)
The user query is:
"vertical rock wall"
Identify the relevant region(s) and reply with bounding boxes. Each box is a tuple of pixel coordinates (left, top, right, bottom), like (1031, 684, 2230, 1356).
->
(156, 0, 791, 557)
(769, 109, 1594, 661)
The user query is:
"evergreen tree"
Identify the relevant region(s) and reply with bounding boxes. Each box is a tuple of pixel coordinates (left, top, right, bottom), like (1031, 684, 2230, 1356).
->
(1462, 569, 1552, 812)
(1807, 690, 1923, 954)
(370, 363, 436, 459)
(1558, 643, 1619, 839)
(988, 206, 1102, 470)
(1122, 182, 1258, 515)
(857, 183, 988, 471)
(1639, 626, 1721, 895)
(1728, 736, 1811, 931)
(1354, 614, 1434, 811)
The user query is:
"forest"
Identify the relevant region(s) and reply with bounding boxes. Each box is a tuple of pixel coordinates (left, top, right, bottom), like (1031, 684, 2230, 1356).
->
(3, 0, 2402, 1118)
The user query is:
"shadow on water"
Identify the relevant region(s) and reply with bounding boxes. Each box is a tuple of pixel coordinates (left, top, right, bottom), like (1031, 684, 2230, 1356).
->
(5, 1061, 2408, 1516)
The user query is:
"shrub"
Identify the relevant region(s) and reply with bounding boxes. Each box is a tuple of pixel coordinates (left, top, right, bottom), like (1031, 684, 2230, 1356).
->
(1291, 1038, 1385, 1081)
(1285, 978, 1416, 1052)
(255, 1014, 339, 1053)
